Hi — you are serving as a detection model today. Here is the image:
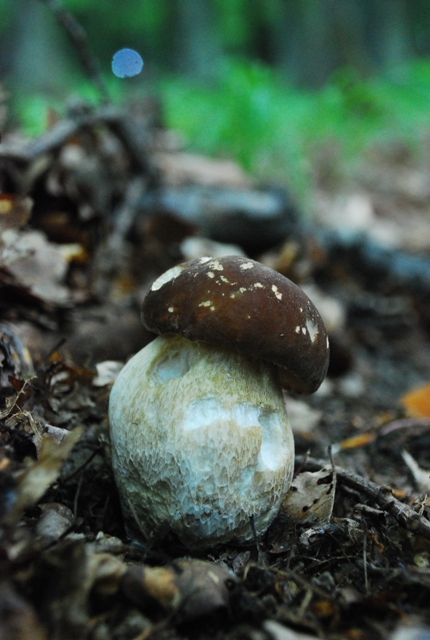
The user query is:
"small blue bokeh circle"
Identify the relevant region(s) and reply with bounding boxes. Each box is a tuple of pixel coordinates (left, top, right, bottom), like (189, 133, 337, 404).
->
(112, 48, 144, 78)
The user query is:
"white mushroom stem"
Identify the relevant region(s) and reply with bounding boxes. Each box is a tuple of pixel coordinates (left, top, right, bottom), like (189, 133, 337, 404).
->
(109, 335, 294, 548)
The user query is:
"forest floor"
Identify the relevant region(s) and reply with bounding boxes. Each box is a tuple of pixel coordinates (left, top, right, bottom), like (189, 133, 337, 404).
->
(1, 100, 430, 640)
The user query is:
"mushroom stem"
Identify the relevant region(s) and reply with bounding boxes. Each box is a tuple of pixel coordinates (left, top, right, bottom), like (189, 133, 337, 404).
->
(109, 334, 294, 548)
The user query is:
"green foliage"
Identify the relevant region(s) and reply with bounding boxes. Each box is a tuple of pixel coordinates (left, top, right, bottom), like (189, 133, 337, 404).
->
(158, 58, 430, 203)
(159, 59, 309, 195)
(13, 95, 62, 137)
(12, 78, 124, 137)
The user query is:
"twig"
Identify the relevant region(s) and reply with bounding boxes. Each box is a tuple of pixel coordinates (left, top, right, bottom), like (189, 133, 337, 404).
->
(61, 445, 104, 483)
(0, 105, 124, 163)
(73, 471, 83, 518)
(0, 105, 153, 190)
(111, 176, 148, 238)
(38, 0, 109, 103)
(296, 455, 430, 541)
(92, 175, 148, 296)
(361, 516, 369, 593)
(249, 514, 267, 568)
(0, 104, 152, 173)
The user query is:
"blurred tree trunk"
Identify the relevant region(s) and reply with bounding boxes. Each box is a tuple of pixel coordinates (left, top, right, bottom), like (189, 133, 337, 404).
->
(8, 0, 73, 93)
(172, 0, 221, 81)
(267, 0, 299, 75)
(265, 0, 413, 87)
(271, 0, 333, 88)
(330, 0, 372, 74)
(367, 0, 412, 69)
(410, 0, 430, 55)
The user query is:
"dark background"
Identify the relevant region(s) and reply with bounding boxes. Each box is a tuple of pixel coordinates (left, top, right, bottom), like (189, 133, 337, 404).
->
(2, 0, 430, 90)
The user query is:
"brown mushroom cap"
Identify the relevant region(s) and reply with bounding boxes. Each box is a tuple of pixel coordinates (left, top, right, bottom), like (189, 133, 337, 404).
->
(141, 256, 329, 394)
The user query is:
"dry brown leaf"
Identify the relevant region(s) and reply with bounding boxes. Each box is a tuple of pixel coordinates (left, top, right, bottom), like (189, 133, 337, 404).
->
(281, 464, 336, 524)
(401, 383, 430, 418)
(121, 559, 233, 621)
(332, 432, 376, 454)
(128, 565, 180, 611)
(2, 230, 71, 304)
(0, 194, 32, 234)
(5, 427, 82, 524)
(86, 552, 127, 599)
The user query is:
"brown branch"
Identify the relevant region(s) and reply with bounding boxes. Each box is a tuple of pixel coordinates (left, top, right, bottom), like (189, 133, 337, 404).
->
(296, 455, 430, 541)
(0, 105, 153, 177)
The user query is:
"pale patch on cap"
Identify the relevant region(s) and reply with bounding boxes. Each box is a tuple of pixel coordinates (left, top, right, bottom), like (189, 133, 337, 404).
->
(151, 264, 184, 291)
(240, 261, 255, 270)
(306, 318, 319, 343)
(272, 285, 282, 300)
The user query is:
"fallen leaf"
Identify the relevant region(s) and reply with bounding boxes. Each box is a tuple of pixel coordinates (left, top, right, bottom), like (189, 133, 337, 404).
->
(121, 559, 233, 622)
(0, 194, 32, 234)
(332, 433, 376, 454)
(281, 464, 336, 524)
(401, 383, 430, 418)
(93, 360, 124, 387)
(312, 599, 336, 619)
(2, 230, 71, 304)
(86, 552, 127, 599)
(5, 427, 82, 525)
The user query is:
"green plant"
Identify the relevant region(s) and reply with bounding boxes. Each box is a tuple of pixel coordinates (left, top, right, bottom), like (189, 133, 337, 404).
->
(158, 57, 430, 204)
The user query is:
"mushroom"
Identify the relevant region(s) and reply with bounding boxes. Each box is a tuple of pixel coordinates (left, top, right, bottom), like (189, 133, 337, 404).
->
(109, 256, 329, 548)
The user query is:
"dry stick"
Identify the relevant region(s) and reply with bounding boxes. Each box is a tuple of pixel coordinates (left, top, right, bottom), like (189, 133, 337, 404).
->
(249, 514, 268, 569)
(73, 472, 84, 519)
(93, 175, 148, 297)
(29, 106, 124, 159)
(61, 445, 104, 483)
(0, 106, 114, 163)
(361, 515, 369, 594)
(111, 176, 148, 239)
(0, 105, 152, 174)
(38, 0, 110, 103)
(296, 455, 430, 541)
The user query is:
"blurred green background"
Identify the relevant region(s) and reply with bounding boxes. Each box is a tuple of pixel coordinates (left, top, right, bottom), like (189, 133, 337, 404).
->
(2, 0, 430, 202)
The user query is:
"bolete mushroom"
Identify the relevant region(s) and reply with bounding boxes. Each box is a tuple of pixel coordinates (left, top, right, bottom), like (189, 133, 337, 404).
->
(109, 256, 329, 548)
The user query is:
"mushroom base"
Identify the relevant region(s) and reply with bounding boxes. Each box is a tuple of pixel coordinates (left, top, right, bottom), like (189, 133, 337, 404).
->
(109, 335, 294, 548)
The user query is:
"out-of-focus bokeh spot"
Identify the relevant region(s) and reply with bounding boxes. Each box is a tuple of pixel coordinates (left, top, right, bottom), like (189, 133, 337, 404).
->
(112, 48, 143, 78)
